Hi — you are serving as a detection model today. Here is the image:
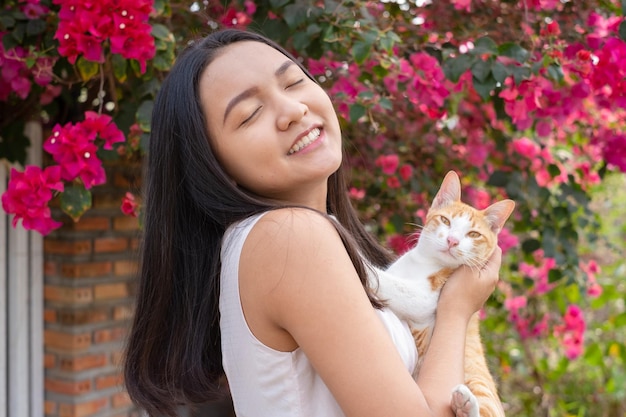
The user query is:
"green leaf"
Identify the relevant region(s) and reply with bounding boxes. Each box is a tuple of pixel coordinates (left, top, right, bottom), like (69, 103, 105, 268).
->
(270, 0, 291, 7)
(472, 36, 498, 55)
(491, 61, 509, 83)
(583, 343, 604, 367)
(26, 19, 46, 36)
(498, 42, 529, 62)
(0, 15, 16, 30)
(112, 53, 127, 83)
(511, 66, 531, 84)
(473, 75, 497, 99)
(76, 56, 99, 81)
(442, 54, 474, 83)
(283, 3, 308, 28)
(547, 64, 564, 82)
(521, 238, 541, 254)
(136, 100, 154, 132)
(293, 31, 311, 51)
(379, 97, 393, 111)
(619, 20, 626, 42)
(60, 184, 92, 222)
(151, 23, 171, 41)
(471, 59, 492, 82)
(487, 170, 509, 187)
(351, 40, 371, 64)
(349, 103, 367, 123)
(547, 268, 562, 283)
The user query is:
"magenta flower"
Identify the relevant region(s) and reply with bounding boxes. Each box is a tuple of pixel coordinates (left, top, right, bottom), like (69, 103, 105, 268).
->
(375, 154, 400, 175)
(121, 192, 139, 217)
(43, 112, 125, 189)
(1, 166, 64, 235)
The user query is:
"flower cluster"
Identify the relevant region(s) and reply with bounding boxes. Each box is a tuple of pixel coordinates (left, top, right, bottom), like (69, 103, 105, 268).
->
(1, 166, 64, 235)
(43, 111, 125, 188)
(121, 192, 140, 217)
(0, 33, 60, 103)
(53, 0, 155, 72)
(554, 305, 587, 360)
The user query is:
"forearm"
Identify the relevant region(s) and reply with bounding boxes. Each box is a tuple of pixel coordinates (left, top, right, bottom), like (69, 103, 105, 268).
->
(416, 312, 469, 416)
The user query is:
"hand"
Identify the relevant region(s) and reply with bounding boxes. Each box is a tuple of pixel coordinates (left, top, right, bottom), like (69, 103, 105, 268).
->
(438, 246, 502, 319)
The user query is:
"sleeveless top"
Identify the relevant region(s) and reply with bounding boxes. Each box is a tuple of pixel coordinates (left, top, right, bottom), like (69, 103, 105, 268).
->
(219, 213, 418, 417)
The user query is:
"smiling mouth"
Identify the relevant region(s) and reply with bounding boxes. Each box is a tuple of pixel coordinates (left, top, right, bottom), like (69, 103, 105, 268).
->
(288, 127, 321, 155)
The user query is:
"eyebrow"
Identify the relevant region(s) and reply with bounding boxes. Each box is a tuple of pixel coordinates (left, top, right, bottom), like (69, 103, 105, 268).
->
(222, 60, 296, 124)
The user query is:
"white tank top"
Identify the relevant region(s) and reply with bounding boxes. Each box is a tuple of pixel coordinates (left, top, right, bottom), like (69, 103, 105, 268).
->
(219, 213, 417, 417)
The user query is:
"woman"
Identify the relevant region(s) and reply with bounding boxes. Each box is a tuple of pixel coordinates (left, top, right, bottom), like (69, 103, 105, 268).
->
(124, 28, 501, 417)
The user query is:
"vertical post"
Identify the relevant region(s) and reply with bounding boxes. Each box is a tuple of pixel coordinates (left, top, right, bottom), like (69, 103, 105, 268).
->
(25, 120, 44, 417)
(0, 163, 8, 417)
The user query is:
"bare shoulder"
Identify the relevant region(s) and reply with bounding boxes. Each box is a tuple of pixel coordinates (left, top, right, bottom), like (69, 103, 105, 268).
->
(241, 207, 348, 293)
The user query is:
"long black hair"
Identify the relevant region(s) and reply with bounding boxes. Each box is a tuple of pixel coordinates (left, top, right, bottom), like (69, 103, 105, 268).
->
(123, 28, 394, 417)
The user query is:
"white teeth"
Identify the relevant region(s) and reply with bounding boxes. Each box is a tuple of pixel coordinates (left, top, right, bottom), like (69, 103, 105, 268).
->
(288, 128, 321, 155)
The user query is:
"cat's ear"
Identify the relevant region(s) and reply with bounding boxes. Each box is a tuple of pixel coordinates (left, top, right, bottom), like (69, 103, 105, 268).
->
(431, 171, 461, 209)
(483, 199, 515, 233)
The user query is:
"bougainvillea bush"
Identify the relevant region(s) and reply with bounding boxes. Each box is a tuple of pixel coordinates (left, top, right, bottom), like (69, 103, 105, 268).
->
(1, 0, 625, 415)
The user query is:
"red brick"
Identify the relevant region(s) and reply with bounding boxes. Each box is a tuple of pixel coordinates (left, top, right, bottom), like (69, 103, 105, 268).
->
(114, 260, 137, 277)
(44, 286, 93, 304)
(95, 373, 122, 390)
(112, 391, 132, 409)
(44, 260, 58, 276)
(92, 192, 123, 209)
(113, 305, 133, 321)
(111, 350, 124, 367)
(44, 239, 92, 255)
(45, 378, 92, 395)
(113, 216, 139, 231)
(44, 353, 56, 368)
(59, 353, 107, 372)
(59, 398, 107, 417)
(61, 261, 112, 278)
(67, 216, 110, 231)
(44, 400, 57, 415)
(44, 309, 57, 323)
(57, 307, 109, 325)
(44, 330, 91, 351)
(94, 283, 128, 300)
(94, 327, 126, 344)
(94, 237, 129, 253)
(130, 237, 140, 250)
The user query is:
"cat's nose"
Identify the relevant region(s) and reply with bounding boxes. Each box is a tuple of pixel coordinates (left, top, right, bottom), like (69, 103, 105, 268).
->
(447, 236, 459, 247)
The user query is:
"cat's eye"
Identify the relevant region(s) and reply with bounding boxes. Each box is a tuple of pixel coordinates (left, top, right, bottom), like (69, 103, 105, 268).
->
(467, 231, 481, 238)
(440, 216, 450, 226)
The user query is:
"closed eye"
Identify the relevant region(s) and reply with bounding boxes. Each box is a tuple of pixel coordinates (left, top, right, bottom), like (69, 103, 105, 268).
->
(467, 231, 481, 238)
(287, 78, 304, 89)
(240, 106, 262, 126)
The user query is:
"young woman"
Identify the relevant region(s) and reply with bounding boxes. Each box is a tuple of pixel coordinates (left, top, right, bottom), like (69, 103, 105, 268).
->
(123, 29, 502, 417)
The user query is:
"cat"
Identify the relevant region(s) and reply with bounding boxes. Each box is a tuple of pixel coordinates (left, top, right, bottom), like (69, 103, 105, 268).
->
(372, 170, 514, 417)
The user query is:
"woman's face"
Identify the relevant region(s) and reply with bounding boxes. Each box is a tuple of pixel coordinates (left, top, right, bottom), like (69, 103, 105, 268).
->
(199, 41, 342, 210)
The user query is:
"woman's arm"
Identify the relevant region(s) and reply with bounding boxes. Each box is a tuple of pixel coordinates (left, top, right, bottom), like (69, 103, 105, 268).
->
(416, 247, 502, 414)
(238, 208, 499, 417)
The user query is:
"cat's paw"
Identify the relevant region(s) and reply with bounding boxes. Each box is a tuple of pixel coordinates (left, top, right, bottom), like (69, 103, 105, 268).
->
(451, 384, 480, 417)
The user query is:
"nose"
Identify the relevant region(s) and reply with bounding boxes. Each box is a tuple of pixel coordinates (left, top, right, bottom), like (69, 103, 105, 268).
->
(276, 95, 308, 131)
(447, 236, 459, 248)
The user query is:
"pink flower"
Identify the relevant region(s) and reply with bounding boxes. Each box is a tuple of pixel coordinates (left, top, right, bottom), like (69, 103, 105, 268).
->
(512, 137, 540, 159)
(348, 187, 365, 200)
(121, 192, 139, 217)
(386, 176, 401, 189)
(375, 154, 399, 175)
(43, 113, 125, 189)
(497, 227, 519, 254)
(399, 164, 413, 181)
(1, 166, 64, 235)
(388, 234, 413, 255)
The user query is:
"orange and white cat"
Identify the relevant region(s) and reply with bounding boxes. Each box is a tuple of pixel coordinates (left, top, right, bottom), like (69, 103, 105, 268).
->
(373, 171, 514, 417)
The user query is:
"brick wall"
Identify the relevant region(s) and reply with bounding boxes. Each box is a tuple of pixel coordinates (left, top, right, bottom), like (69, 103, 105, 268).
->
(43, 161, 142, 417)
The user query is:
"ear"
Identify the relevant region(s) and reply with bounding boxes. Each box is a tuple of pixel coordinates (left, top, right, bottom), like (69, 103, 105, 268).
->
(431, 171, 461, 210)
(483, 199, 515, 233)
